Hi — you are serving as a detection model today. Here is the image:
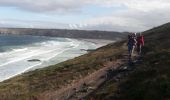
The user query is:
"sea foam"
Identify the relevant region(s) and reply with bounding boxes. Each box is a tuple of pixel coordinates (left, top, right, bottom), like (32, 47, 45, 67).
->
(0, 37, 96, 82)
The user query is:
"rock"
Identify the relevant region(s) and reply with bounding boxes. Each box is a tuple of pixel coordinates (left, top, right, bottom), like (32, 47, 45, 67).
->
(27, 59, 41, 62)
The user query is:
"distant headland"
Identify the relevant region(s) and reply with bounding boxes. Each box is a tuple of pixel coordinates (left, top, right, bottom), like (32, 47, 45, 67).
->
(0, 28, 126, 40)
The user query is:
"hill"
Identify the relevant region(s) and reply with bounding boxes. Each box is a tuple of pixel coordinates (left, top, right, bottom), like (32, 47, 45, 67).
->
(0, 28, 125, 40)
(86, 22, 170, 100)
(0, 38, 127, 100)
(0, 22, 169, 100)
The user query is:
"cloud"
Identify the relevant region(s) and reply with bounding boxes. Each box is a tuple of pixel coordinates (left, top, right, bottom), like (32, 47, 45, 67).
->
(0, 0, 170, 31)
(0, 19, 69, 29)
(0, 0, 169, 13)
(78, 0, 170, 32)
(0, 0, 88, 13)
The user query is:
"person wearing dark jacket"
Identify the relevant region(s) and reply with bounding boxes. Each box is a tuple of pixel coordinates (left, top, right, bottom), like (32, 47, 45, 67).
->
(127, 33, 137, 58)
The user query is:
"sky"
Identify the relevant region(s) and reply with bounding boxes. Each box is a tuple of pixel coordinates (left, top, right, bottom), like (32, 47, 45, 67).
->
(0, 0, 170, 32)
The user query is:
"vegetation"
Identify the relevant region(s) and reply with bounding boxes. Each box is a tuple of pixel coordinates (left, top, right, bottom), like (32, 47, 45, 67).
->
(0, 28, 125, 40)
(118, 51, 170, 100)
(0, 22, 169, 100)
(0, 40, 126, 99)
(87, 22, 170, 100)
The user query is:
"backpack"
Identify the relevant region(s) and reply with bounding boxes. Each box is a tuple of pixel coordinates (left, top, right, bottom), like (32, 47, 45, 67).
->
(128, 35, 137, 46)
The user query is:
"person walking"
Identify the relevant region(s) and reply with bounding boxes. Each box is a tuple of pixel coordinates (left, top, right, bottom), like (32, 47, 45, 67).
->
(137, 33, 144, 55)
(131, 33, 137, 57)
(127, 33, 137, 58)
(127, 34, 132, 57)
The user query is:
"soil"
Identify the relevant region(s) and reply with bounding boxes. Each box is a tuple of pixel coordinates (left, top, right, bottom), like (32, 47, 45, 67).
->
(39, 54, 133, 100)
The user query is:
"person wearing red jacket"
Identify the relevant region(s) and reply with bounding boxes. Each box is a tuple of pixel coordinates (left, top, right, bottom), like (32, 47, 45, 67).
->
(137, 33, 144, 55)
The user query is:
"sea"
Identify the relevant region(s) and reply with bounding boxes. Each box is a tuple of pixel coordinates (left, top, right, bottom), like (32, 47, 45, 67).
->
(0, 34, 97, 82)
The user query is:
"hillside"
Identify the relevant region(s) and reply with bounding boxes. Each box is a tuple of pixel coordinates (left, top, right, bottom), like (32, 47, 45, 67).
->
(0, 22, 169, 100)
(0, 39, 127, 99)
(86, 22, 170, 100)
(0, 28, 125, 40)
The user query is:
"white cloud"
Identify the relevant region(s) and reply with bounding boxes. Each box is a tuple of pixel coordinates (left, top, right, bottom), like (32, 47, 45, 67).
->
(0, 0, 87, 13)
(78, 0, 170, 32)
(1, 0, 170, 13)
(1, 0, 170, 31)
(0, 19, 69, 29)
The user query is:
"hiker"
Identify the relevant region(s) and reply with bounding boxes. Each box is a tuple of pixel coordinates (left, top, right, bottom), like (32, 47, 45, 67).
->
(127, 33, 137, 58)
(137, 33, 144, 55)
(127, 34, 132, 57)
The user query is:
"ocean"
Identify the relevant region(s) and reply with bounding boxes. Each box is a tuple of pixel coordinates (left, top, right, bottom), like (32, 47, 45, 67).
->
(0, 34, 97, 82)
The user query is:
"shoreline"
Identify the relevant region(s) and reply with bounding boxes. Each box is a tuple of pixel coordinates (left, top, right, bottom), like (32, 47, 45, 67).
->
(0, 38, 115, 82)
(27, 38, 115, 71)
(79, 39, 115, 48)
(0, 37, 125, 100)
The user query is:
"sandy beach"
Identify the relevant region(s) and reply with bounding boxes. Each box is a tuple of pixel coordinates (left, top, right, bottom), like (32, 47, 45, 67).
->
(80, 39, 115, 48)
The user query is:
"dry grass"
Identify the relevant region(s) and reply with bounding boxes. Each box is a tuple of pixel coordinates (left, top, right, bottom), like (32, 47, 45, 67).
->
(0, 40, 126, 100)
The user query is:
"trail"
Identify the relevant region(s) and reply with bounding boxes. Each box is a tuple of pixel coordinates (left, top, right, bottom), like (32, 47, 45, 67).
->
(39, 53, 139, 100)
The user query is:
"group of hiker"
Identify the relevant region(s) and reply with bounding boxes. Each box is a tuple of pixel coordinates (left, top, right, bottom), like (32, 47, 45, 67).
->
(127, 33, 144, 59)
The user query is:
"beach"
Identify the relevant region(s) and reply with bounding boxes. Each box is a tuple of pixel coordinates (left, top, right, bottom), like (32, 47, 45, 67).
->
(80, 39, 115, 47)
(0, 35, 114, 82)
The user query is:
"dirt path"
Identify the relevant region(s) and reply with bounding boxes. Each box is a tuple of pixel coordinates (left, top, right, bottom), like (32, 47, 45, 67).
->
(39, 54, 130, 100)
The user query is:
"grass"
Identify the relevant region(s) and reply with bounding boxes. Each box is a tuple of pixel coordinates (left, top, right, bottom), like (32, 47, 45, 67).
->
(118, 51, 170, 100)
(0, 22, 169, 100)
(0, 40, 126, 100)
(86, 22, 170, 100)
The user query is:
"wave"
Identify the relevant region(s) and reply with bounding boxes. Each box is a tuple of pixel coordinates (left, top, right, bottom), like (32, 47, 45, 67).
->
(12, 48, 28, 52)
(0, 38, 95, 81)
(0, 38, 87, 82)
(0, 39, 75, 66)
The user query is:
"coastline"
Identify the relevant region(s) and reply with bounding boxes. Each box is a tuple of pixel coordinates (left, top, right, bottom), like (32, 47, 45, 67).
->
(80, 39, 115, 48)
(0, 37, 115, 82)
(30, 38, 115, 71)
(0, 37, 125, 100)
(26, 38, 115, 71)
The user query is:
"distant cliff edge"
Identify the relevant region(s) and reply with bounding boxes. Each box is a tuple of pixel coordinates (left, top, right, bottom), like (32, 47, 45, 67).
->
(0, 28, 125, 40)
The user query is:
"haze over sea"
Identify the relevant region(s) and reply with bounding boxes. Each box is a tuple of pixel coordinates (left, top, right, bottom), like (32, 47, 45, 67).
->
(0, 34, 97, 81)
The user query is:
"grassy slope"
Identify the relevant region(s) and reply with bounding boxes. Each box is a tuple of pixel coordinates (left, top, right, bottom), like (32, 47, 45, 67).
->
(0, 40, 126, 99)
(87, 23, 170, 100)
(0, 22, 169, 100)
